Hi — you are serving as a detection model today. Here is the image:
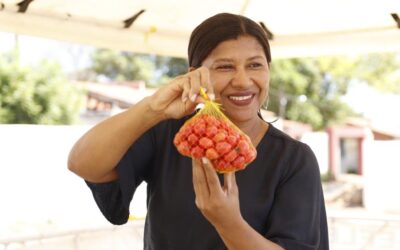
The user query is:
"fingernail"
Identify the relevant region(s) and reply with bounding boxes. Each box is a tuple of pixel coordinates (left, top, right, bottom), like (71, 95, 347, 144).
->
(202, 157, 208, 164)
(208, 93, 215, 101)
(190, 94, 197, 102)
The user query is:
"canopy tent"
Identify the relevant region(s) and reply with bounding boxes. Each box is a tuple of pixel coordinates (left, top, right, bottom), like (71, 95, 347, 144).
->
(0, 0, 400, 58)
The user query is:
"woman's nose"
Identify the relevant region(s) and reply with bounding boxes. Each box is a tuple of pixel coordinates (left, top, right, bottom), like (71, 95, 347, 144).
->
(231, 68, 252, 89)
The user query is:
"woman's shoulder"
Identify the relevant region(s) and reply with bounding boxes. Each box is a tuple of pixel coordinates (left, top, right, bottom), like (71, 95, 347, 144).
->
(262, 123, 314, 156)
(264, 123, 302, 145)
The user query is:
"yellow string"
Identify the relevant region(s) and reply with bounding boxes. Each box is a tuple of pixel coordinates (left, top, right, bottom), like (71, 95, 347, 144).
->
(197, 87, 230, 121)
(199, 87, 209, 100)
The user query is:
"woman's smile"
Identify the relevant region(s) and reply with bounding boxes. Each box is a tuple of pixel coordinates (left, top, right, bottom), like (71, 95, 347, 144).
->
(227, 92, 256, 106)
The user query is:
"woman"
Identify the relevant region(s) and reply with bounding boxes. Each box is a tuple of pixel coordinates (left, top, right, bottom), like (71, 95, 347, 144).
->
(68, 13, 329, 250)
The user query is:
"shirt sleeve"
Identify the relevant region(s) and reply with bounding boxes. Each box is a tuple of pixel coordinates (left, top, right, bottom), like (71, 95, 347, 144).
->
(85, 126, 156, 225)
(265, 143, 328, 250)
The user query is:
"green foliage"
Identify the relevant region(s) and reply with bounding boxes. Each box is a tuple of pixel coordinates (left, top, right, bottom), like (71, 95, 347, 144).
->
(88, 49, 188, 87)
(153, 56, 188, 78)
(0, 53, 85, 124)
(269, 57, 356, 130)
(353, 53, 400, 93)
(90, 49, 155, 83)
(268, 53, 400, 130)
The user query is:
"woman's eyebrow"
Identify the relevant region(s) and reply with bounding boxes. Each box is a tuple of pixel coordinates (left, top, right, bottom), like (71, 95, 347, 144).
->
(213, 58, 234, 63)
(247, 56, 265, 61)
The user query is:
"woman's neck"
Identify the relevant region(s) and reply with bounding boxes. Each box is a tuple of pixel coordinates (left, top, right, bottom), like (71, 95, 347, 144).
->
(234, 117, 269, 146)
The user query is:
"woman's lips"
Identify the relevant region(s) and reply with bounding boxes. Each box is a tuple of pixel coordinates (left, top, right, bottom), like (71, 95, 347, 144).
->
(227, 94, 255, 106)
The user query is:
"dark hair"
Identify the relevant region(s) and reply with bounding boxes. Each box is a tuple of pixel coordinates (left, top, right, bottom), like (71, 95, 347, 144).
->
(188, 13, 271, 68)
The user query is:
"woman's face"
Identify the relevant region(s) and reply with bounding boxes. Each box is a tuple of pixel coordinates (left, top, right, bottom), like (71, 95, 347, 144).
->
(201, 35, 270, 124)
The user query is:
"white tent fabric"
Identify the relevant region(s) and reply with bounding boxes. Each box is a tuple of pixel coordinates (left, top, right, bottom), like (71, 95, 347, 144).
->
(0, 0, 399, 58)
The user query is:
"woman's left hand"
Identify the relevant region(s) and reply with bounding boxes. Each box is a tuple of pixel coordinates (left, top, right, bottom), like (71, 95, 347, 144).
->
(192, 157, 243, 230)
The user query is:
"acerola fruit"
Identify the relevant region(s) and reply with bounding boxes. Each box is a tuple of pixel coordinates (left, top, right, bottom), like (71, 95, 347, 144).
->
(173, 133, 182, 145)
(232, 156, 246, 169)
(216, 141, 232, 155)
(180, 126, 192, 138)
(213, 132, 227, 143)
(224, 150, 238, 162)
(237, 140, 250, 154)
(226, 135, 238, 146)
(187, 134, 199, 146)
(204, 115, 220, 127)
(191, 146, 204, 158)
(173, 114, 257, 173)
(177, 141, 191, 156)
(205, 148, 219, 160)
(206, 125, 218, 138)
(244, 148, 257, 162)
(214, 159, 229, 172)
(199, 137, 214, 149)
(193, 123, 206, 136)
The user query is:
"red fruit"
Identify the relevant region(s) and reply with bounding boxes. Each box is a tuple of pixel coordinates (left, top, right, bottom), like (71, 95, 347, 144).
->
(204, 115, 220, 127)
(226, 135, 238, 146)
(232, 156, 246, 169)
(180, 126, 192, 138)
(191, 146, 204, 158)
(177, 141, 191, 156)
(219, 121, 230, 130)
(193, 123, 206, 136)
(214, 159, 229, 172)
(205, 148, 219, 160)
(213, 132, 227, 143)
(199, 137, 214, 149)
(173, 133, 181, 145)
(244, 148, 257, 162)
(206, 125, 218, 138)
(216, 141, 232, 155)
(187, 134, 199, 145)
(174, 114, 257, 173)
(237, 140, 250, 154)
(224, 150, 238, 162)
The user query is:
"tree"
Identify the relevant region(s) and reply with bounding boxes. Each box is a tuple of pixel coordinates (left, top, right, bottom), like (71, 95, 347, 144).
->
(86, 49, 188, 87)
(268, 52, 400, 130)
(90, 49, 155, 84)
(354, 53, 400, 93)
(269, 57, 356, 130)
(0, 52, 85, 124)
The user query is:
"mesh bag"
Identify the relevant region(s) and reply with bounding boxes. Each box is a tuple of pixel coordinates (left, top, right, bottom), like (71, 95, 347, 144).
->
(173, 88, 257, 173)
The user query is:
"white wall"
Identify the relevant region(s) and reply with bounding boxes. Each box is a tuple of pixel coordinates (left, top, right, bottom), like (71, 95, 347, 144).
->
(0, 125, 147, 238)
(363, 140, 400, 213)
(301, 131, 329, 175)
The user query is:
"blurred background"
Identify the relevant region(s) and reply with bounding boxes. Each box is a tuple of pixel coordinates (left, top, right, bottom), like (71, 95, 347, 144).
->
(1, 1, 400, 249)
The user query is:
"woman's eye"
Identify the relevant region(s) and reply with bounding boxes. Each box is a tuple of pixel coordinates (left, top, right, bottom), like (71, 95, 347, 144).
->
(248, 63, 263, 69)
(216, 65, 234, 70)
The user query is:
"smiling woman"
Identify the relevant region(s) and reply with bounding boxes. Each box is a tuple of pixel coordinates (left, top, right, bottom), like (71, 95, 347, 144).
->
(68, 13, 329, 250)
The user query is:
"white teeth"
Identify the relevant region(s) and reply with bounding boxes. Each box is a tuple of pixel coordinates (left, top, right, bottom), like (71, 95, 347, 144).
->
(229, 95, 252, 101)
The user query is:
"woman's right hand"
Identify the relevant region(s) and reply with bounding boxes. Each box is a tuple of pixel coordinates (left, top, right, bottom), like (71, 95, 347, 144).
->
(149, 66, 215, 120)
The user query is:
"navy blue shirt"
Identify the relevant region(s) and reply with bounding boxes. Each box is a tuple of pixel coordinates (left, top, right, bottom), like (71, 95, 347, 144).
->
(86, 116, 329, 249)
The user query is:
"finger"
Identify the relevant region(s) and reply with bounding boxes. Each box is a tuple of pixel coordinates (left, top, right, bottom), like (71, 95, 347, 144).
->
(181, 79, 190, 103)
(223, 172, 237, 194)
(201, 157, 223, 196)
(188, 70, 201, 102)
(198, 67, 215, 101)
(192, 158, 210, 201)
